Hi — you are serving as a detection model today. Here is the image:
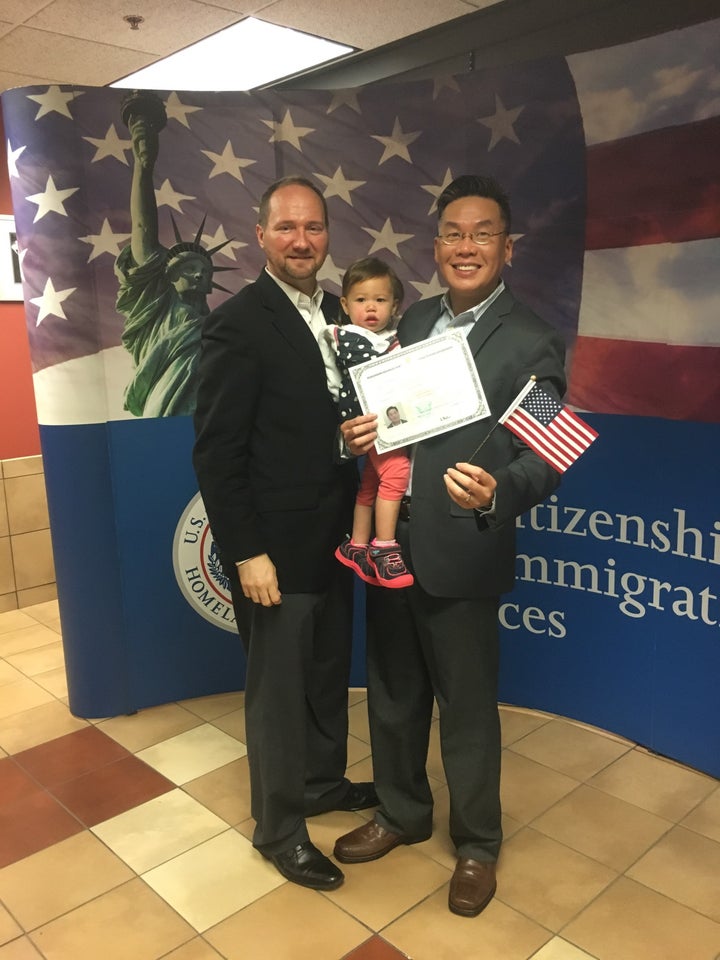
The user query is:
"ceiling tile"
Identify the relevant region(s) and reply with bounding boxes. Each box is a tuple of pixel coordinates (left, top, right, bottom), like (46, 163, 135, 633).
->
(0, 1, 51, 23)
(0, 27, 155, 85)
(193, 0, 251, 10)
(256, 0, 485, 48)
(24, 0, 243, 55)
(0, 70, 64, 90)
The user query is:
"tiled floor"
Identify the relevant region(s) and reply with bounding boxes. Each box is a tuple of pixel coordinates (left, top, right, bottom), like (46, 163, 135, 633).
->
(1, 602, 719, 960)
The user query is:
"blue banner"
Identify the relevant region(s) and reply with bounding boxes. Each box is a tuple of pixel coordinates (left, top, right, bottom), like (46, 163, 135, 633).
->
(503, 414, 720, 777)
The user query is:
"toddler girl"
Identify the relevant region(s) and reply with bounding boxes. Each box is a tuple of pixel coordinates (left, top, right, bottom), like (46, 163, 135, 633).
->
(320, 257, 413, 588)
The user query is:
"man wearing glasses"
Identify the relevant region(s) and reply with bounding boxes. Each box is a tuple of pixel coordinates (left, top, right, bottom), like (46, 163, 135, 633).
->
(334, 175, 567, 917)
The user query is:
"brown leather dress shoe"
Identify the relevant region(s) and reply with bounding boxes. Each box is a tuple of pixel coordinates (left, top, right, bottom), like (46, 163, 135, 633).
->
(448, 858, 497, 917)
(334, 820, 428, 863)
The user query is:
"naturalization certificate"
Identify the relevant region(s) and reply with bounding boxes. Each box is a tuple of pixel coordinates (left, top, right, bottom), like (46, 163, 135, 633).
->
(350, 331, 490, 453)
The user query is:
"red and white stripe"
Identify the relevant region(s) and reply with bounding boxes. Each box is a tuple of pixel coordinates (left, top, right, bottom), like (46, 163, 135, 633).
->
(504, 403, 598, 473)
(567, 21, 720, 423)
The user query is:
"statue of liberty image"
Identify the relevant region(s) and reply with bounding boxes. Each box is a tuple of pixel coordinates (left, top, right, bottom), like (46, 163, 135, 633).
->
(116, 91, 233, 417)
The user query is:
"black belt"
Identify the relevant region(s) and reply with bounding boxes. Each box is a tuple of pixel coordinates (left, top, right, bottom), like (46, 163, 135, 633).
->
(399, 496, 411, 522)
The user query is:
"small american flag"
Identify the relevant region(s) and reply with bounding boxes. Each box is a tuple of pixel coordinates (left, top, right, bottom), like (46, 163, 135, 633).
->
(499, 378, 598, 473)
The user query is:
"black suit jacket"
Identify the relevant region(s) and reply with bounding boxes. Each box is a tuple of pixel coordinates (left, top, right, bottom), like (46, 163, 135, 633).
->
(193, 270, 356, 593)
(399, 287, 567, 599)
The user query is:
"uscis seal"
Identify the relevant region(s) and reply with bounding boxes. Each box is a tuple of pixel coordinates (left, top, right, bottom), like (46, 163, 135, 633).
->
(173, 492, 236, 633)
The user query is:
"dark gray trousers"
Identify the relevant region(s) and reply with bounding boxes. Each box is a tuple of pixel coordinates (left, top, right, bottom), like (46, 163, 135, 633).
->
(365, 522, 502, 861)
(232, 567, 353, 855)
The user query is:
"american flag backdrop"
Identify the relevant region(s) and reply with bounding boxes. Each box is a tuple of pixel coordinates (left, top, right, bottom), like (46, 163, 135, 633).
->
(4, 50, 587, 425)
(3, 16, 718, 427)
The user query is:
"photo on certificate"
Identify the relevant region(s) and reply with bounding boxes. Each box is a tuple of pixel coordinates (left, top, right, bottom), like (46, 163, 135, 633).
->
(350, 332, 491, 453)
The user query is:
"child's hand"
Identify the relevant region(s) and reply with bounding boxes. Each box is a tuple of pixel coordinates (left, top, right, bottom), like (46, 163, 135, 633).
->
(341, 414, 378, 456)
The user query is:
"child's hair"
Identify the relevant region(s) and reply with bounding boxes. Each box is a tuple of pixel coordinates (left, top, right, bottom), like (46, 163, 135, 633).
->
(341, 257, 404, 307)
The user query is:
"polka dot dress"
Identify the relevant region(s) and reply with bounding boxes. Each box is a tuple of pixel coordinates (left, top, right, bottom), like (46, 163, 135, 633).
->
(333, 327, 398, 420)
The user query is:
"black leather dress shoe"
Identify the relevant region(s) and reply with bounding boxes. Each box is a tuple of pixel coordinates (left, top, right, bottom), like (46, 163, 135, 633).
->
(266, 841, 344, 890)
(334, 781, 379, 811)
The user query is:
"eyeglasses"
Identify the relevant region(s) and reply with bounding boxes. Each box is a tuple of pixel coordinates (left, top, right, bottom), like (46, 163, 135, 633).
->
(436, 230, 506, 246)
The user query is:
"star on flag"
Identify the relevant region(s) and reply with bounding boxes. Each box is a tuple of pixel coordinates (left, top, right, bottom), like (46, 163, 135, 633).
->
(154, 179, 195, 212)
(315, 166, 366, 205)
(30, 277, 77, 325)
(432, 76, 461, 100)
(421, 168, 455, 214)
(83, 125, 133, 164)
(409, 273, 447, 299)
(6, 141, 25, 179)
(26, 175, 79, 222)
(201, 224, 246, 260)
(362, 218, 414, 257)
(326, 90, 362, 115)
(478, 94, 524, 150)
(371, 117, 421, 165)
(78, 219, 131, 262)
(27, 86, 83, 120)
(317, 254, 345, 287)
(262, 109, 314, 151)
(164, 92, 203, 128)
(201, 141, 256, 182)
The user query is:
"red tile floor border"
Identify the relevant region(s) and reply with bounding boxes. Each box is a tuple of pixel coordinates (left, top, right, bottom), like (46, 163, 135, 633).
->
(0, 727, 175, 866)
(0, 757, 43, 805)
(13, 726, 130, 788)
(342, 936, 410, 960)
(51, 754, 175, 827)
(0, 789, 83, 868)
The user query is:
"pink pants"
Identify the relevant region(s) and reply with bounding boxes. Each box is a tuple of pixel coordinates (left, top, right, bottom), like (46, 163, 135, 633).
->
(356, 447, 410, 506)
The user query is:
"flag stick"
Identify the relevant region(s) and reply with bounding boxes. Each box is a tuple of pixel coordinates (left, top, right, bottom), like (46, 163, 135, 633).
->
(467, 420, 501, 464)
(467, 375, 537, 464)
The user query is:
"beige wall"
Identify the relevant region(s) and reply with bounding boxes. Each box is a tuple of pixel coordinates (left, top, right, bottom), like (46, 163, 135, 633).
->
(0, 455, 56, 612)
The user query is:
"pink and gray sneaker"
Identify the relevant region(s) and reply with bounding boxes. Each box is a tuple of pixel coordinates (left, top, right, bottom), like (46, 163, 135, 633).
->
(335, 537, 379, 585)
(368, 544, 414, 589)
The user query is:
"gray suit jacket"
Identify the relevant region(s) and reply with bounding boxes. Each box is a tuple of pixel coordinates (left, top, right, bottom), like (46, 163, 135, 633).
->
(399, 286, 566, 598)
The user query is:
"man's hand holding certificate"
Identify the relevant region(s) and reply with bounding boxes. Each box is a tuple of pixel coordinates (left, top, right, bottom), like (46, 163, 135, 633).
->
(349, 331, 490, 452)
